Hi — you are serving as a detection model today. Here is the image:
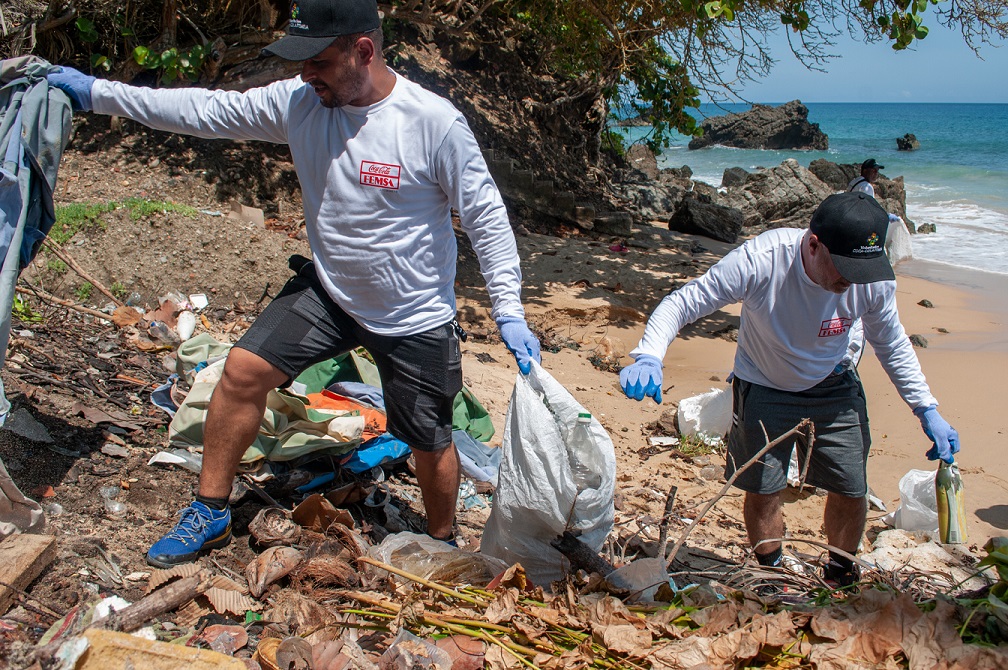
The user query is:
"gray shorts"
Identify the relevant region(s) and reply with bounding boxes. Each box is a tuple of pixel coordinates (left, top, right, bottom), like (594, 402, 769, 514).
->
(236, 257, 463, 452)
(724, 369, 871, 497)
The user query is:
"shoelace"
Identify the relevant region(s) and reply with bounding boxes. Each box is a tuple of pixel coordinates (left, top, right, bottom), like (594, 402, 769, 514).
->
(165, 506, 211, 543)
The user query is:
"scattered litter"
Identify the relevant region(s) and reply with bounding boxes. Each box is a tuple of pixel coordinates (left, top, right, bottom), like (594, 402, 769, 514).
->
(648, 435, 679, 447)
(148, 448, 202, 473)
(189, 293, 209, 310)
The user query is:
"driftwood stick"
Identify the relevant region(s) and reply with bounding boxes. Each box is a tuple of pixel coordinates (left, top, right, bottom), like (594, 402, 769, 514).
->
(797, 421, 815, 490)
(15, 285, 111, 321)
(656, 485, 678, 559)
(551, 531, 616, 576)
(665, 419, 812, 569)
(42, 239, 123, 306)
(88, 569, 214, 632)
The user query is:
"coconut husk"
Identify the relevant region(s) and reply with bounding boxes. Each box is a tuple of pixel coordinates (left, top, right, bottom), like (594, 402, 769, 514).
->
(249, 506, 302, 547)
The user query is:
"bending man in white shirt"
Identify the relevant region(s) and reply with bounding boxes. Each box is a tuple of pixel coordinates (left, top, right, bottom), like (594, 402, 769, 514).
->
(620, 192, 959, 586)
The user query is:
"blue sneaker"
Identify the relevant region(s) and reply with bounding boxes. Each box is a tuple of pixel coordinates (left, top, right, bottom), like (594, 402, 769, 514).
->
(146, 501, 232, 568)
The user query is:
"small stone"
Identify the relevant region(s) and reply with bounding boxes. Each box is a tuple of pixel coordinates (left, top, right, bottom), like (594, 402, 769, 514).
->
(699, 464, 721, 481)
(936, 327, 949, 334)
(917, 299, 934, 308)
(909, 334, 929, 348)
(691, 455, 712, 467)
(101, 443, 129, 458)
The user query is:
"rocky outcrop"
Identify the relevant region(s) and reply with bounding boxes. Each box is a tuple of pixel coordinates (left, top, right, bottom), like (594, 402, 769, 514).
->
(688, 100, 828, 151)
(625, 144, 660, 180)
(897, 133, 921, 151)
(717, 159, 833, 229)
(721, 167, 749, 188)
(668, 193, 744, 243)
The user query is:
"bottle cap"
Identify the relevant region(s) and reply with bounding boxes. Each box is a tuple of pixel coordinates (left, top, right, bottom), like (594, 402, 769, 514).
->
(577, 412, 591, 420)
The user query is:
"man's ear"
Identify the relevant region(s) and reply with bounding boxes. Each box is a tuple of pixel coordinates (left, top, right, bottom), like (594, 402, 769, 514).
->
(355, 35, 376, 66)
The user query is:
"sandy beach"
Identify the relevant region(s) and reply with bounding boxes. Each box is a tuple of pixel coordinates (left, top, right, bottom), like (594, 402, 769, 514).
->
(457, 227, 1008, 557)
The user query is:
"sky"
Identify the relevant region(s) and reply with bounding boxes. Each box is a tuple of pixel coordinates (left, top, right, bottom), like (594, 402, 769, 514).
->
(729, 19, 1008, 103)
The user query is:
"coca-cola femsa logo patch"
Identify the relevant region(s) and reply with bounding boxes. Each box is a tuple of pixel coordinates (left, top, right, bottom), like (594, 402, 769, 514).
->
(819, 317, 852, 337)
(360, 161, 401, 190)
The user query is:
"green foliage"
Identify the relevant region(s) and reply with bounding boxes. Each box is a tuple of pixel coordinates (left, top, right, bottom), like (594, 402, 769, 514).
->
(133, 43, 210, 83)
(978, 537, 1008, 633)
(74, 282, 94, 302)
(601, 129, 627, 159)
(52, 202, 114, 244)
(120, 198, 198, 220)
(110, 282, 128, 301)
(46, 258, 67, 274)
(11, 296, 42, 323)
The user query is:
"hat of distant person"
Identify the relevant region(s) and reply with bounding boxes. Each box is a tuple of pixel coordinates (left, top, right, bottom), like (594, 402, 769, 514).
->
(810, 192, 894, 284)
(861, 158, 884, 171)
(263, 0, 381, 61)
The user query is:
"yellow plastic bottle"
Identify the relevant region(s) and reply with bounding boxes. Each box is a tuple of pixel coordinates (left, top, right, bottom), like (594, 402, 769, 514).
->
(935, 461, 967, 544)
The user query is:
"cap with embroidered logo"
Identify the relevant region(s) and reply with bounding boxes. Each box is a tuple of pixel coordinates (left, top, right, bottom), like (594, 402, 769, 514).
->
(861, 158, 884, 171)
(263, 0, 381, 61)
(809, 192, 895, 284)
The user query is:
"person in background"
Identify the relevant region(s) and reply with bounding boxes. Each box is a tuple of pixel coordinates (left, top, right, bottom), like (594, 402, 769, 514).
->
(848, 158, 883, 197)
(619, 192, 959, 586)
(48, 0, 541, 566)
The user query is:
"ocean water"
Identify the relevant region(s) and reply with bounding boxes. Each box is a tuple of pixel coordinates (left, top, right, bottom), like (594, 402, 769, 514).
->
(628, 103, 1008, 275)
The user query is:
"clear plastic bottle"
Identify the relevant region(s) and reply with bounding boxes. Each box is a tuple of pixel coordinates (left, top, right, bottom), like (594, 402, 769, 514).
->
(568, 412, 602, 491)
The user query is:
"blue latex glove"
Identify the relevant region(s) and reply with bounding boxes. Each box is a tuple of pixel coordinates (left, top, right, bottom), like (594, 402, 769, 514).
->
(619, 354, 664, 403)
(47, 66, 95, 112)
(914, 405, 960, 464)
(888, 213, 901, 224)
(497, 317, 540, 375)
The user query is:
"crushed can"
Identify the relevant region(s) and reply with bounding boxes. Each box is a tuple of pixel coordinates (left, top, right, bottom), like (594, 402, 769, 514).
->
(935, 460, 967, 544)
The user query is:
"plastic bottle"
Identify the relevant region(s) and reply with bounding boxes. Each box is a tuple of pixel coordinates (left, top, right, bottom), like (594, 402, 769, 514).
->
(568, 412, 602, 491)
(935, 460, 967, 544)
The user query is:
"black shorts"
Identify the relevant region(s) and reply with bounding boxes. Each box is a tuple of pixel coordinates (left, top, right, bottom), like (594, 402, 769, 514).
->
(235, 257, 463, 452)
(724, 369, 871, 497)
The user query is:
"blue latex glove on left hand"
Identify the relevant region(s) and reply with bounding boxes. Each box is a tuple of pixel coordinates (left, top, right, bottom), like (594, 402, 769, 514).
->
(619, 354, 664, 404)
(914, 405, 960, 464)
(47, 66, 95, 112)
(497, 317, 540, 375)
(888, 213, 901, 224)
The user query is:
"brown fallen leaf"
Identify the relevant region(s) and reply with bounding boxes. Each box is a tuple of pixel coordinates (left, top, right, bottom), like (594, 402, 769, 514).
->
(292, 494, 346, 533)
(276, 637, 313, 670)
(197, 624, 248, 655)
(111, 305, 143, 328)
(594, 623, 652, 656)
(247, 546, 304, 598)
(147, 563, 201, 594)
(434, 635, 485, 670)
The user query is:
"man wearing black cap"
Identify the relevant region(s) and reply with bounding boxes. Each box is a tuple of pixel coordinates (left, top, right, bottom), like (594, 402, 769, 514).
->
(620, 192, 960, 586)
(46, 0, 542, 566)
(848, 158, 884, 198)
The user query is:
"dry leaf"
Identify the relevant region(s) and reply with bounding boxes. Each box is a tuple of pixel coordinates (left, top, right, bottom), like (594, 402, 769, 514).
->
(379, 630, 452, 670)
(312, 640, 349, 670)
(595, 624, 652, 656)
(198, 624, 249, 655)
(434, 635, 485, 670)
(277, 637, 313, 670)
(292, 494, 345, 533)
(111, 305, 143, 328)
(483, 588, 520, 625)
(254, 637, 282, 670)
(247, 546, 304, 598)
(174, 598, 210, 628)
(747, 610, 796, 648)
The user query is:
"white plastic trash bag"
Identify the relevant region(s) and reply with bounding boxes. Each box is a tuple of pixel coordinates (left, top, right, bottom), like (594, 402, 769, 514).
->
(481, 361, 616, 585)
(677, 385, 732, 441)
(883, 469, 938, 532)
(885, 217, 913, 267)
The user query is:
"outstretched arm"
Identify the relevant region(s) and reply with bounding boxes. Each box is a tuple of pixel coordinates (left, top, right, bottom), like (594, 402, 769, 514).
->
(435, 117, 539, 373)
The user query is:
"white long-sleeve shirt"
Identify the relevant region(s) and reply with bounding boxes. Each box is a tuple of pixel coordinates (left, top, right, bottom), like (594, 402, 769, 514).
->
(92, 73, 524, 335)
(631, 228, 937, 410)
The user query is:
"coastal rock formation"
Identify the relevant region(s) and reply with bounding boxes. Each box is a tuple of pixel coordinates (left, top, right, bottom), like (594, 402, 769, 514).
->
(897, 133, 921, 151)
(668, 193, 744, 243)
(716, 158, 833, 229)
(688, 101, 829, 151)
(722, 167, 749, 188)
(626, 144, 660, 180)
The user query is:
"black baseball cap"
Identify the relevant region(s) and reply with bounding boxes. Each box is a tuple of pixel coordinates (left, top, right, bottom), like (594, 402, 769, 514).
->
(263, 0, 381, 61)
(861, 158, 884, 171)
(809, 192, 894, 284)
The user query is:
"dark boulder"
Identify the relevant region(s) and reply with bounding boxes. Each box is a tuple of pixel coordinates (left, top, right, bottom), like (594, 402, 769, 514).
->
(897, 133, 921, 151)
(722, 167, 749, 188)
(688, 100, 828, 151)
(917, 222, 936, 234)
(668, 193, 744, 243)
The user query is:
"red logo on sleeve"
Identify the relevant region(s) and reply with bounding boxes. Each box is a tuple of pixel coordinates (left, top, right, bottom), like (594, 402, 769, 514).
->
(819, 317, 852, 337)
(359, 161, 400, 190)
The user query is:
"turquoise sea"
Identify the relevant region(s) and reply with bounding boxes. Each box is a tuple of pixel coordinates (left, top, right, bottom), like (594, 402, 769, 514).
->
(632, 103, 1008, 275)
